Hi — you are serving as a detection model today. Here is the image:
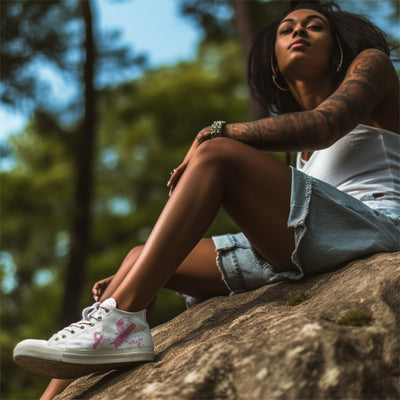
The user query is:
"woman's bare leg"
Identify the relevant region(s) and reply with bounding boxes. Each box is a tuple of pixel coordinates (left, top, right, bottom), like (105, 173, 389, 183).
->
(111, 137, 295, 312)
(39, 138, 294, 398)
(164, 238, 229, 298)
(98, 239, 228, 302)
(40, 238, 227, 399)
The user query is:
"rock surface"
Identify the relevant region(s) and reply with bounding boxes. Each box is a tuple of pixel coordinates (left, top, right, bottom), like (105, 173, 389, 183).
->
(56, 252, 400, 400)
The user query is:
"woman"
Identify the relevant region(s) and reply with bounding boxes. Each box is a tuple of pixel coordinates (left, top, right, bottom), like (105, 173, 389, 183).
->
(14, 1, 399, 398)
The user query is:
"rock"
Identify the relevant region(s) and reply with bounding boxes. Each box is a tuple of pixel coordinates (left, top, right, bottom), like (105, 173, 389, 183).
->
(56, 252, 400, 400)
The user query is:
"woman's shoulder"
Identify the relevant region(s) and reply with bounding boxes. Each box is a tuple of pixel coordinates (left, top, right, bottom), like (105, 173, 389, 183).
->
(352, 49, 399, 134)
(348, 48, 397, 79)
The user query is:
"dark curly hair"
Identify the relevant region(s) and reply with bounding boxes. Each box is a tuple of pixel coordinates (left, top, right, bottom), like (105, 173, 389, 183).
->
(248, 0, 393, 115)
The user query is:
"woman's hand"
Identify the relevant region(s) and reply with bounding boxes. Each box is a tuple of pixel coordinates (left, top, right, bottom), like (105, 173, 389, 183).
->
(167, 127, 211, 196)
(92, 275, 114, 302)
(167, 161, 188, 196)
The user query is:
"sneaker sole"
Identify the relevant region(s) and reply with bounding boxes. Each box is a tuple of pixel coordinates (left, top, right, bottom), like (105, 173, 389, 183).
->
(14, 352, 155, 379)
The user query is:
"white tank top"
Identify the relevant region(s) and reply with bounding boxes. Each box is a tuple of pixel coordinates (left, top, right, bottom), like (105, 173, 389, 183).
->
(297, 124, 400, 217)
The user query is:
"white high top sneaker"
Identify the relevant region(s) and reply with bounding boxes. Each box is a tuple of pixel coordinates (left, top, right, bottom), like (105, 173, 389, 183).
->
(13, 298, 155, 379)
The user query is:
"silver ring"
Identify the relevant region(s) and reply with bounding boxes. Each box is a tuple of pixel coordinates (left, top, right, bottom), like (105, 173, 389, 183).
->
(170, 168, 176, 176)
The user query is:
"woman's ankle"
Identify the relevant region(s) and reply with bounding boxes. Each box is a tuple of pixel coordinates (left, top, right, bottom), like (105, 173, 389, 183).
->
(111, 290, 155, 314)
(39, 379, 74, 400)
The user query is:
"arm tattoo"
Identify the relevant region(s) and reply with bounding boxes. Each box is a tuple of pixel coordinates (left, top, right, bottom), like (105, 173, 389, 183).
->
(222, 49, 393, 151)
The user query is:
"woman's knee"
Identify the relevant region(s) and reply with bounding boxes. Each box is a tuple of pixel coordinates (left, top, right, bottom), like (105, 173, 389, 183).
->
(124, 245, 144, 262)
(192, 137, 242, 168)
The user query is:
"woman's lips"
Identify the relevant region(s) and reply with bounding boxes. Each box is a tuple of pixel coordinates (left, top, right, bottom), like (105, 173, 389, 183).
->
(289, 39, 310, 49)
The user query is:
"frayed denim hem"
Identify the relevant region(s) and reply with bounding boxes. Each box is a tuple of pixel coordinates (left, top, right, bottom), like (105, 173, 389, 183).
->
(287, 166, 311, 279)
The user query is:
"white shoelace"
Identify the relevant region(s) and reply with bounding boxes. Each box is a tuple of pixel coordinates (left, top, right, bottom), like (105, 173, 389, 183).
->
(50, 302, 111, 341)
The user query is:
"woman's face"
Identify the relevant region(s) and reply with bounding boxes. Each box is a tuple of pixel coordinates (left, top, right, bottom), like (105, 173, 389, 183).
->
(274, 9, 335, 80)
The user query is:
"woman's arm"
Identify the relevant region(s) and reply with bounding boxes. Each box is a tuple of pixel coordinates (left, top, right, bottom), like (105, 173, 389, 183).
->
(198, 49, 397, 151)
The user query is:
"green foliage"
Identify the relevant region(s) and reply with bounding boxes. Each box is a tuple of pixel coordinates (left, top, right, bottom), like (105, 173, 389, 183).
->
(84, 39, 250, 318)
(1, 114, 73, 398)
(338, 309, 373, 326)
(1, 40, 252, 398)
(0, 0, 77, 109)
(1, 0, 145, 115)
(287, 291, 311, 306)
(180, 0, 234, 42)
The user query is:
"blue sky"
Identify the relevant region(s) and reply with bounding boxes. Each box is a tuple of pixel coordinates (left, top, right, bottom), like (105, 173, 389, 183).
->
(97, 0, 202, 67)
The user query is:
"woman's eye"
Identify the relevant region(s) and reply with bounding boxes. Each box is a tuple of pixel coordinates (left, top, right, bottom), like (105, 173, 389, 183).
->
(308, 25, 322, 31)
(280, 28, 292, 35)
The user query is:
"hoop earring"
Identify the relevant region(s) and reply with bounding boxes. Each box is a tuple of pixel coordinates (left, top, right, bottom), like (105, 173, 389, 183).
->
(336, 35, 343, 73)
(270, 54, 289, 92)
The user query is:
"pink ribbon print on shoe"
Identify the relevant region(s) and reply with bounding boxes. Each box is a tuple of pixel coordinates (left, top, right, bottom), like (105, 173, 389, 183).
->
(93, 332, 104, 349)
(110, 317, 136, 348)
(93, 317, 144, 349)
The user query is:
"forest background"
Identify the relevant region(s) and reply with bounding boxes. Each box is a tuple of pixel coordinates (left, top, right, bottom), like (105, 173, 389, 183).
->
(1, 1, 399, 398)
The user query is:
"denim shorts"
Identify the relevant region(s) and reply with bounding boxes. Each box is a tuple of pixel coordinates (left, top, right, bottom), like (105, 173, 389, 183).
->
(212, 166, 400, 295)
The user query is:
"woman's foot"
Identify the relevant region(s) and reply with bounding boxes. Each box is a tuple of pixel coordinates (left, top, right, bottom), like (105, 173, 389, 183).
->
(13, 298, 154, 379)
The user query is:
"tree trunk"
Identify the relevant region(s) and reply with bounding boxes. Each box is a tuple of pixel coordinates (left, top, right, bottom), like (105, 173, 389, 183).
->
(231, 0, 293, 165)
(62, 0, 96, 325)
(230, 0, 266, 119)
